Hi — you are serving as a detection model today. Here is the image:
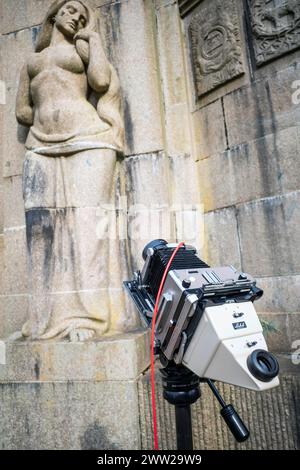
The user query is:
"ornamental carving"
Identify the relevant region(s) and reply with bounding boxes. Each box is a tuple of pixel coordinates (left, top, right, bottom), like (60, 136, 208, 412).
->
(188, 0, 244, 98)
(249, 0, 300, 65)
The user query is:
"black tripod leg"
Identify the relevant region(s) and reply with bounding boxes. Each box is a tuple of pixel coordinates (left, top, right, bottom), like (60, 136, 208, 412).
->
(175, 405, 193, 450)
(160, 363, 200, 451)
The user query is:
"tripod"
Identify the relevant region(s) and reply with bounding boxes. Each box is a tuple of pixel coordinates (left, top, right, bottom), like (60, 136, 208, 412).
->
(160, 362, 250, 450)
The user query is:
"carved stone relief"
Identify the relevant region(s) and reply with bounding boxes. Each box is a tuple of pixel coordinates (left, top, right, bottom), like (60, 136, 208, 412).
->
(14, 0, 136, 342)
(188, 0, 244, 98)
(249, 0, 300, 65)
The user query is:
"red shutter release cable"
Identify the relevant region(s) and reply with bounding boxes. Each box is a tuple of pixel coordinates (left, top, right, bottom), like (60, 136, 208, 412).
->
(150, 242, 185, 450)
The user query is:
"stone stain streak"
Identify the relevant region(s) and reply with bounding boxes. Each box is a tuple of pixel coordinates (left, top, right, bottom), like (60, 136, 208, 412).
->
(25, 210, 55, 286)
(31, 26, 41, 47)
(243, 0, 257, 78)
(104, 0, 135, 155)
(98, 2, 120, 65)
(17, 123, 30, 145)
(123, 96, 135, 155)
(264, 80, 283, 188)
(80, 421, 118, 450)
(221, 97, 230, 150)
(24, 414, 30, 437)
(124, 160, 138, 272)
(34, 357, 41, 380)
(251, 80, 274, 197)
(114, 168, 131, 275)
(23, 159, 47, 203)
(111, 1, 121, 46)
(99, 1, 131, 156)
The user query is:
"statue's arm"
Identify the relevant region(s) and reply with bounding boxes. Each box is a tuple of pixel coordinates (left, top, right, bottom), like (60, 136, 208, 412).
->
(16, 63, 33, 127)
(75, 31, 111, 93)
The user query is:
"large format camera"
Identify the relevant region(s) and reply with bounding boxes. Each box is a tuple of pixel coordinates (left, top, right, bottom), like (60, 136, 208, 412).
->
(125, 240, 279, 447)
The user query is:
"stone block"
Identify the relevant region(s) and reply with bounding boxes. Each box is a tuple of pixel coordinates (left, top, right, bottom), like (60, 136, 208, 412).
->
(0, 0, 47, 34)
(223, 64, 300, 147)
(203, 207, 241, 269)
(0, 0, 106, 34)
(124, 152, 171, 271)
(98, 0, 164, 156)
(0, 330, 149, 382)
(0, 331, 150, 449)
(1, 228, 28, 296)
(0, 295, 28, 339)
(162, 100, 191, 157)
(258, 312, 290, 354)
(276, 353, 300, 377)
(169, 154, 203, 249)
(0, 28, 34, 178)
(155, 1, 187, 107)
(287, 312, 300, 349)
(0, 381, 140, 450)
(192, 99, 227, 160)
(3, 175, 25, 229)
(169, 154, 200, 206)
(256, 274, 300, 315)
(268, 63, 300, 128)
(155, 2, 192, 155)
(197, 126, 300, 212)
(237, 191, 300, 277)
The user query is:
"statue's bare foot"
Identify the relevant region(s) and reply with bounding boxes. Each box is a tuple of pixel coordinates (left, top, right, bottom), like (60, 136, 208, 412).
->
(69, 328, 95, 342)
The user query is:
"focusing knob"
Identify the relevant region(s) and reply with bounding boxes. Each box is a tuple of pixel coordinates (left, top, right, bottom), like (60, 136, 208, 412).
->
(182, 278, 191, 289)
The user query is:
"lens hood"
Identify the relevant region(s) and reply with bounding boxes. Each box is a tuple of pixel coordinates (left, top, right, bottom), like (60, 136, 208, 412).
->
(142, 239, 168, 261)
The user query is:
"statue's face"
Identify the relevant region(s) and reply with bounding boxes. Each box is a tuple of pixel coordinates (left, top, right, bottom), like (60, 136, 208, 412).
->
(55, 1, 88, 38)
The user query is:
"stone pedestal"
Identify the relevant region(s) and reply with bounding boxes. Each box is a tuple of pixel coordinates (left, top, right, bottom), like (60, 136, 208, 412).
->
(0, 330, 150, 450)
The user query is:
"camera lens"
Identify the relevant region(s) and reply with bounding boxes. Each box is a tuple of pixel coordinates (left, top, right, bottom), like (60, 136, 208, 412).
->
(142, 239, 168, 261)
(247, 349, 279, 382)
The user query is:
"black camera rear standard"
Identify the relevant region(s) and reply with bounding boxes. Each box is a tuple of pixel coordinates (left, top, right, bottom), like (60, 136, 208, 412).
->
(247, 349, 279, 382)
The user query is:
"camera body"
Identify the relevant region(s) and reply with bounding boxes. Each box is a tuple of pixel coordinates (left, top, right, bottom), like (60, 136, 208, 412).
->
(125, 240, 279, 392)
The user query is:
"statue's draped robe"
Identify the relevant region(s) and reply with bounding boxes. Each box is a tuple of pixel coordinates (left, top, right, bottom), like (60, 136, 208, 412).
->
(22, 128, 134, 340)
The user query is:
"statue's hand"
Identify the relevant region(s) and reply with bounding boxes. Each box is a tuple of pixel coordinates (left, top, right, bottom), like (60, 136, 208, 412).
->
(74, 30, 99, 43)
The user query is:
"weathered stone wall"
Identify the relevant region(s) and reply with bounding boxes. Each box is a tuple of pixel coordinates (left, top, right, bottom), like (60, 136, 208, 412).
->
(0, 0, 299, 450)
(138, 370, 300, 450)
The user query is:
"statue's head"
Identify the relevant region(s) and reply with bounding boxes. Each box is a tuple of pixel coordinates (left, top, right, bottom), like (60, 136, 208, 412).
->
(36, 0, 96, 52)
(55, 1, 88, 38)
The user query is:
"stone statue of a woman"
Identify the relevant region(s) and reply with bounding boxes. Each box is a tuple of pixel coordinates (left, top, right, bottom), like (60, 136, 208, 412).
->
(16, 0, 135, 341)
